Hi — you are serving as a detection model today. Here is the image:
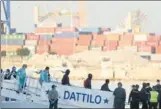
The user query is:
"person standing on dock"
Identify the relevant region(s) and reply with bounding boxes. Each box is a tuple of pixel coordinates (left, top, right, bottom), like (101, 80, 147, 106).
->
(113, 82, 126, 109)
(128, 85, 140, 109)
(140, 83, 149, 109)
(48, 85, 59, 109)
(84, 73, 92, 89)
(39, 67, 50, 86)
(61, 69, 71, 86)
(101, 79, 112, 92)
(149, 86, 159, 109)
(155, 80, 161, 92)
(17, 64, 27, 93)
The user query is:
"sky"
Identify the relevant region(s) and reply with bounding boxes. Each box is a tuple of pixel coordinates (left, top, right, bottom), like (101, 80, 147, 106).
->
(1, 1, 161, 33)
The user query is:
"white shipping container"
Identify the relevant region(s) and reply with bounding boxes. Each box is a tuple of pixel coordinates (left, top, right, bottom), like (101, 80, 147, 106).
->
(25, 40, 37, 46)
(138, 52, 151, 56)
(150, 54, 161, 61)
(124, 46, 138, 52)
(134, 34, 147, 41)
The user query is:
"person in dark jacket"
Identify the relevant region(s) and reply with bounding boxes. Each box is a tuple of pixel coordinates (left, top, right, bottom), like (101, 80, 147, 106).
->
(140, 82, 149, 109)
(128, 85, 140, 109)
(84, 73, 92, 89)
(158, 89, 161, 109)
(61, 69, 70, 86)
(4, 69, 12, 80)
(113, 82, 126, 109)
(128, 85, 136, 108)
(156, 80, 161, 92)
(101, 79, 112, 92)
(11, 66, 17, 79)
(146, 83, 152, 108)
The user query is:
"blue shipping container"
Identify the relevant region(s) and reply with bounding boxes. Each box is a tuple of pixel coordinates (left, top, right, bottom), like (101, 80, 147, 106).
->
(128, 29, 132, 33)
(1, 39, 24, 45)
(54, 32, 79, 38)
(79, 32, 92, 35)
(40, 35, 53, 40)
(149, 33, 155, 36)
(79, 27, 100, 33)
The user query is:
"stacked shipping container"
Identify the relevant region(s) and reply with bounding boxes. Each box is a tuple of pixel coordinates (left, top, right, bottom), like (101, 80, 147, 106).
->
(1, 34, 25, 55)
(1, 29, 161, 57)
(102, 33, 119, 51)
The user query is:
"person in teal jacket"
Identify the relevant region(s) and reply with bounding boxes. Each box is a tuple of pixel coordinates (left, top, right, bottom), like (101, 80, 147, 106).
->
(17, 64, 27, 93)
(39, 67, 50, 86)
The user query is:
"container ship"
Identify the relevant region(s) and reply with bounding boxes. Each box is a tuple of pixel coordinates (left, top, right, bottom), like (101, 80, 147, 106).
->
(1, 3, 161, 62)
(1, 1, 161, 108)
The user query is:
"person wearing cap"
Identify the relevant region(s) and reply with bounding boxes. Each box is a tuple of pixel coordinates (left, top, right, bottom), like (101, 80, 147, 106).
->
(101, 79, 112, 92)
(149, 86, 159, 109)
(48, 85, 59, 109)
(128, 85, 140, 109)
(61, 69, 71, 86)
(17, 64, 27, 93)
(84, 73, 92, 89)
(39, 67, 50, 86)
(113, 82, 126, 109)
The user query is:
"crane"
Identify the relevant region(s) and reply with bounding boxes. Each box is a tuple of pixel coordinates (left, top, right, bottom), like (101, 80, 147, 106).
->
(34, 1, 87, 28)
(1, 0, 11, 34)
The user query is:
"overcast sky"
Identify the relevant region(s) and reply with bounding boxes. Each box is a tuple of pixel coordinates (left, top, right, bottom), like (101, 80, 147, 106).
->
(1, 1, 161, 34)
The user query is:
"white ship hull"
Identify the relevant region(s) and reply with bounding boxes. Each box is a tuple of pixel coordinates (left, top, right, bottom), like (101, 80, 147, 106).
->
(1, 77, 115, 108)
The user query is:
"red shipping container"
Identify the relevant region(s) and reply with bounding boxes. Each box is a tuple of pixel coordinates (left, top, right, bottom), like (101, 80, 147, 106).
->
(38, 40, 51, 45)
(79, 35, 93, 40)
(92, 36, 105, 46)
(51, 38, 77, 44)
(102, 45, 117, 51)
(138, 45, 152, 52)
(55, 27, 76, 32)
(26, 34, 40, 40)
(50, 44, 74, 55)
(119, 40, 132, 46)
(104, 40, 118, 46)
(120, 33, 133, 41)
(147, 36, 160, 42)
(133, 41, 147, 47)
(146, 41, 159, 47)
(36, 45, 49, 54)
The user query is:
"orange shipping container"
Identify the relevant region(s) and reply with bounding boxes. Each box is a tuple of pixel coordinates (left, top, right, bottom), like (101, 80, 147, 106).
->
(105, 33, 120, 41)
(120, 33, 133, 41)
(155, 46, 161, 54)
(77, 39, 92, 46)
(36, 45, 49, 54)
(38, 40, 51, 45)
(92, 36, 105, 46)
(1, 45, 22, 52)
(79, 35, 93, 40)
(75, 45, 89, 52)
(55, 27, 76, 32)
(35, 27, 55, 34)
(51, 38, 77, 44)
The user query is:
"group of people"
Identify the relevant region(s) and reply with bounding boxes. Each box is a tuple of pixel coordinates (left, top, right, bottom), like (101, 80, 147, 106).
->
(1, 64, 27, 93)
(1, 65, 161, 109)
(127, 81, 161, 109)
